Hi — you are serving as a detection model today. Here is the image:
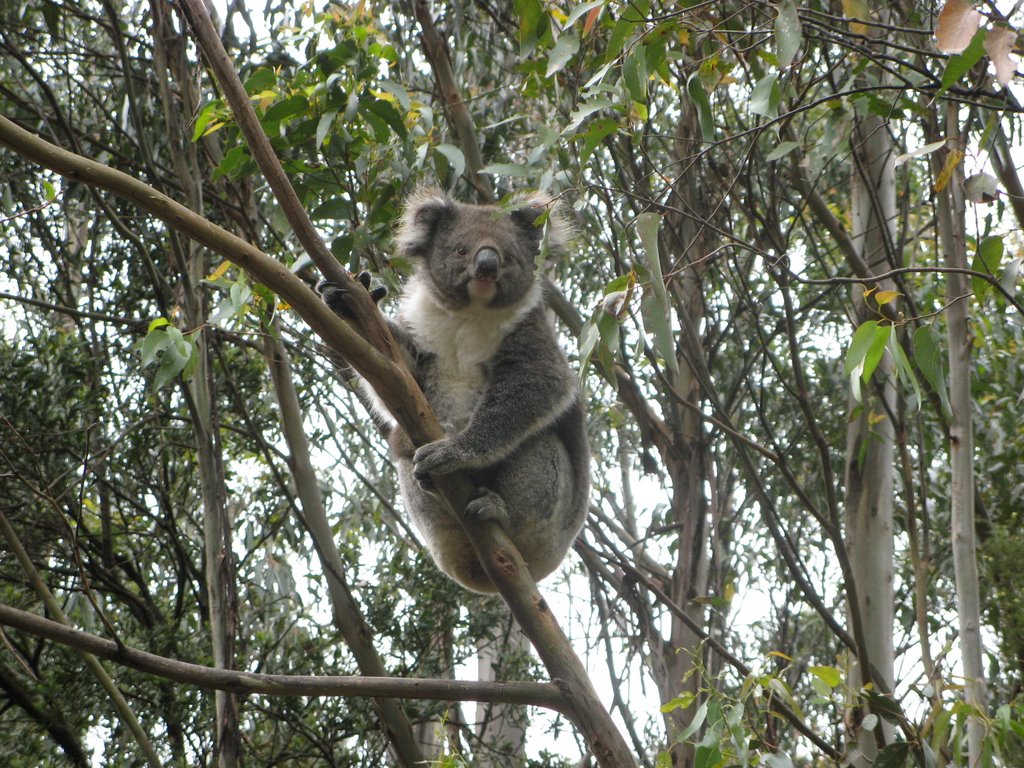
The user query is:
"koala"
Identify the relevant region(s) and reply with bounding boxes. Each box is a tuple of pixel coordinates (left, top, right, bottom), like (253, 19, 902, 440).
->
(320, 188, 590, 593)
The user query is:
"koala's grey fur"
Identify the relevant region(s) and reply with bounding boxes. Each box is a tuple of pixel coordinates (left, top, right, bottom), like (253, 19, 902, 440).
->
(324, 188, 590, 593)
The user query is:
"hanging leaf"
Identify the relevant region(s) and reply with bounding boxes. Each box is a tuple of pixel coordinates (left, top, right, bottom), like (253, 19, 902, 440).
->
(894, 139, 947, 167)
(873, 741, 911, 768)
(889, 332, 922, 410)
(845, 320, 891, 402)
(984, 25, 1017, 85)
(636, 212, 679, 376)
(750, 74, 781, 119)
(775, 0, 802, 69)
(1000, 256, 1023, 294)
(934, 148, 964, 192)
(914, 326, 951, 418)
(971, 235, 1004, 300)
(935, 0, 983, 54)
(766, 140, 800, 161)
(687, 73, 714, 143)
(964, 171, 999, 203)
(565, 0, 605, 28)
(809, 665, 843, 688)
(316, 109, 338, 149)
(939, 29, 987, 92)
(578, 116, 619, 164)
(546, 31, 580, 77)
(435, 143, 466, 183)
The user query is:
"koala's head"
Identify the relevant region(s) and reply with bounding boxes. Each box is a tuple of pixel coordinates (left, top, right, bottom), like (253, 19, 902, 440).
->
(394, 188, 570, 310)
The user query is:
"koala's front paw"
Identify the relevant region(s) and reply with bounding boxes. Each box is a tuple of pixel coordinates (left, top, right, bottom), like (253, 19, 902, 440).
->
(465, 488, 511, 528)
(317, 272, 387, 318)
(413, 438, 468, 487)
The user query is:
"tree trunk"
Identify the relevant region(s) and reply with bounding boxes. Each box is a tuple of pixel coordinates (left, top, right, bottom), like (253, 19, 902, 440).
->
(844, 109, 897, 764)
(151, 3, 241, 762)
(931, 103, 987, 768)
(475, 616, 527, 768)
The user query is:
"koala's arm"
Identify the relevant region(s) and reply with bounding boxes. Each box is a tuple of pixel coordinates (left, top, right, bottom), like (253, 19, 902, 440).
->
(318, 276, 424, 371)
(415, 308, 578, 474)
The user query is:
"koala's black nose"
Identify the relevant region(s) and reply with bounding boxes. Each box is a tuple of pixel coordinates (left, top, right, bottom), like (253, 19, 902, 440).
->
(474, 247, 500, 278)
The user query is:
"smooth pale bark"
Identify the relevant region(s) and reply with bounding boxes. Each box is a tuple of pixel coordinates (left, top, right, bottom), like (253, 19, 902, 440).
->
(475, 618, 528, 768)
(931, 104, 987, 768)
(844, 110, 897, 763)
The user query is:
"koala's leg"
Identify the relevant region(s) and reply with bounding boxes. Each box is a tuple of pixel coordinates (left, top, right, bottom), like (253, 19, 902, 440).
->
(489, 433, 578, 582)
(395, 456, 497, 592)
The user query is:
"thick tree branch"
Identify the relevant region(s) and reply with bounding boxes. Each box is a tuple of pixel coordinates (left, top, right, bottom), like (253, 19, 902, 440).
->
(175, 0, 397, 358)
(412, 0, 495, 202)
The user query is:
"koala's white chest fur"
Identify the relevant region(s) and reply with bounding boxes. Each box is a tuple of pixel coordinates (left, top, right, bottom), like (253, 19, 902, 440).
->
(398, 276, 541, 426)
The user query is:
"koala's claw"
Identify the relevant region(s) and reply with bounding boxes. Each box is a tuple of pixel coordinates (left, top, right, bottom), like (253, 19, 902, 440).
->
(465, 489, 511, 528)
(316, 273, 387, 317)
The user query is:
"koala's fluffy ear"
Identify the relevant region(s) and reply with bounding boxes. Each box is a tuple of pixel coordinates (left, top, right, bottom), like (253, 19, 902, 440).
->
(510, 193, 572, 254)
(395, 187, 455, 258)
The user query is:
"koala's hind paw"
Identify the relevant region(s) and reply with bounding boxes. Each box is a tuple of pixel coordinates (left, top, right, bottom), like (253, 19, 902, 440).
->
(465, 488, 511, 528)
(317, 272, 386, 317)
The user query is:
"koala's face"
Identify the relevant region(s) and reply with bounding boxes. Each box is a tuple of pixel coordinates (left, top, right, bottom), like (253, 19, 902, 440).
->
(395, 189, 551, 310)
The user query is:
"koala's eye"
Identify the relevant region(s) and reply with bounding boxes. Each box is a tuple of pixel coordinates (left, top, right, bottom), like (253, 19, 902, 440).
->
(456, 246, 468, 256)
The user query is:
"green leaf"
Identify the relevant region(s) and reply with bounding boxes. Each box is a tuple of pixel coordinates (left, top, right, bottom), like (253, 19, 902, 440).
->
(564, 97, 615, 134)
(546, 32, 580, 77)
(479, 162, 533, 178)
(243, 68, 276, 95)
(1000, 256, 1023, 295)
(515, 0, 544, 56)
(845, 321, 891, 402)
(365, 97, 407, 139)
(678, 701, 707, 741)
(874, 741, 910, 768)
(316, 110, 338, 149)
(577, 316, 601, 383)
(809, 665, 843, 688)
(578, 117, 619, 164)
(913, 326, 951, 418)
(140, 329, 169, 369)
(566, 0, 606, 28)
(660, 691, 696, 713)
(262, 94, 308, 125)
(971, 235, 1003, 300)
(845, 320, 880, 378)
(750, 74, 780, 119)
(694, 744, 722, 768)
(686, 73, 714, 143)
(763, 753, 795, 768)
(435, 143, 466, 183)
(766, 140, 800, 161)
(42, 180, 57, 201)
(775, 0, 802, 69)
(636, 212, 678, 376)
(192, 101, 221, 141)
(889, 331, 922, 410)
(623, 46, 648, 103)
(940, 28, 987, 94)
